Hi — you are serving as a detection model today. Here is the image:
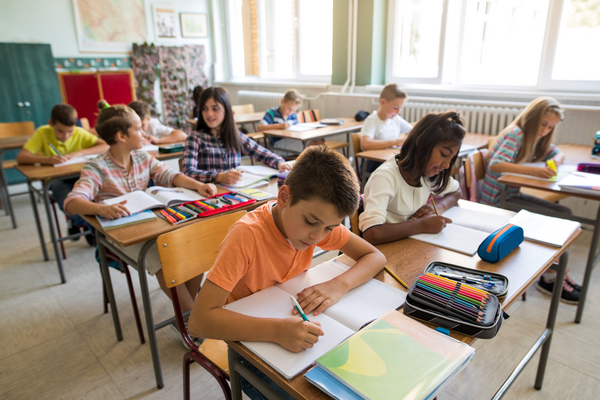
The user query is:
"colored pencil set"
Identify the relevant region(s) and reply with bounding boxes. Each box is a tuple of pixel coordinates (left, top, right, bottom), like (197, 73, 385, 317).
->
(412, 272, 491, 323)
(158, 193, 254, 225)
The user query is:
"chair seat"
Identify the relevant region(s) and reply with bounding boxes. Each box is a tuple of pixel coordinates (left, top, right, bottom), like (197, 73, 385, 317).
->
(521, 188, 568, 203)
(247, 132, 264, 141)
(324, 141, 349, 151)
(2, 160, 17, 170)
(197, 339, 230, 378)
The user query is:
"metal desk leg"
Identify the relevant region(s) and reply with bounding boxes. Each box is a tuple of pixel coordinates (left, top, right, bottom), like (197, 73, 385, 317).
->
(135, 239, 164, 389)
(492, 251, 568, 398)
(228, 348, 243, 400)
(0, 149, 17, 228)
(499, 185, 508, 209)
(576, 204, 600, 323)
(361, 157, 369, 189)
(535, 250, 568, 388)
(42, 178, 66, 283)
(28, 180, 49, 261)
(96, 232, 123, 341)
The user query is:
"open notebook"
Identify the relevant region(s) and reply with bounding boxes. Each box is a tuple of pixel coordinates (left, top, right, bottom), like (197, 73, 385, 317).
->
(286, 122, 327, 132)
(558, 171, 600, 196)
(220, 165, 279, 189)
(410, 205, 581, 255)
(501, 162, 576, 182)
(224, 260, 407, 379)
(102, 186, 206, 215)
(53, 153, 99, 167)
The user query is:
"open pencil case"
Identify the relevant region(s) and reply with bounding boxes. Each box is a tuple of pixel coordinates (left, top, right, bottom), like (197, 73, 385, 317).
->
(403, 261, 510, 339)
(157, 192, 256, 225)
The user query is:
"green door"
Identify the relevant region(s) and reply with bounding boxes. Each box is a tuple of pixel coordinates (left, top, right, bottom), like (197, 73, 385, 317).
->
(0, 43, 27, 124)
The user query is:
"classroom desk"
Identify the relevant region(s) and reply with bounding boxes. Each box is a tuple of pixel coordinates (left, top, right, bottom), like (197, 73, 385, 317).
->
(356, 132, 491, 188)
(84, 179, 279, 390)
(262, 118, 363, 153)
(226, 200, 580, 400)
(0, 135, 32, 229)
(15, 147, 184, 284)
(234, 111, 264, 131)
(498, 143, 598, 323)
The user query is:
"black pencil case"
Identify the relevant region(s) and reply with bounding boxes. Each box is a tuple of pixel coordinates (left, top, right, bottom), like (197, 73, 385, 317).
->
(403, 261, 509, 339)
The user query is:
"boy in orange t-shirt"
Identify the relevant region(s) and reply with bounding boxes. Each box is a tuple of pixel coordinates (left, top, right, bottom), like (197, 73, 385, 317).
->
(188, 146, 385, 400)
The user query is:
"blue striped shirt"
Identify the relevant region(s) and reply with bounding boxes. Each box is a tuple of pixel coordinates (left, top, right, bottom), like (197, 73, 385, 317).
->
(259, 107, 298, 145)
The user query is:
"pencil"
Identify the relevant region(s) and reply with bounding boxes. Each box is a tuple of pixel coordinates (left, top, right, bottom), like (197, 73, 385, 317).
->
(430, 194, 439, 216)
(384, 266, 408, 289)
(48, 143, 63, 156)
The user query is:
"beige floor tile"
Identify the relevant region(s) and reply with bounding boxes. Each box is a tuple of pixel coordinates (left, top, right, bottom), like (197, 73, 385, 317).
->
(70, 382, 125, 400)
(0, 331, 112, 400)
(0, 288, 76, 360)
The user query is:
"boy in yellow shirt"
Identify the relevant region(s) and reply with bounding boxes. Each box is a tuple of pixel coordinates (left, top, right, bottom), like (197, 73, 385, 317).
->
(188, 146, 386, 400)
(17, 104, 109, 243)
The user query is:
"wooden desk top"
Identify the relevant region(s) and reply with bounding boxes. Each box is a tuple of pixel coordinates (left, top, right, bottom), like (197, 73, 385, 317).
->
(263, 118, 363, 142)
(234, 112, 265, 124)
(15, 146, 184, 182)
(356, 132, 490, 163)
(498, 143, 600, 201)
(0, 135, 32, 150)
(228, 200, 580, 400)
(83, 179, 279, 247)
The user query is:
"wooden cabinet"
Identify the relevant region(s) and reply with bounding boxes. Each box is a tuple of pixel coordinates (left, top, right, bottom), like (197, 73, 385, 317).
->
(57, 70, 137, 127)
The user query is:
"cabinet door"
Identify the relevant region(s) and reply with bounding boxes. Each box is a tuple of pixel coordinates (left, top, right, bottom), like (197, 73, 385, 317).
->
(60, 73, 101, 127)
(0, 43, 26, 123)
(100, 72, 135, 107)
(11, 43, 62, 128)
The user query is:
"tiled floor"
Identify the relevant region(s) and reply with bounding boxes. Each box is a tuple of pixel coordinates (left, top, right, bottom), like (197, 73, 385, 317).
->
(0, 187, 599, 399)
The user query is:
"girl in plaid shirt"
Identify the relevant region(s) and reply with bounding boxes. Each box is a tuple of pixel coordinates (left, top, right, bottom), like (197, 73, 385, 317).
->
(182, 87, 291, 184)
(64, 105, 217, 321)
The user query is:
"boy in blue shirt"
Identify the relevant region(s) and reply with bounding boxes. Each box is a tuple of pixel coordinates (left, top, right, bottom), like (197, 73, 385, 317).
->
(257, 89, 303, 152)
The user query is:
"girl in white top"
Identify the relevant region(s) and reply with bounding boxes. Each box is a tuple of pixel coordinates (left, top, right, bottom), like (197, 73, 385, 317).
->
(359, 111, 465, 244)
(128, 100, 188, 144)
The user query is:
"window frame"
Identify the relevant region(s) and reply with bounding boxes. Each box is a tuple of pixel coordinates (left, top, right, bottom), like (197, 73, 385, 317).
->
(385, 0, 600, 94)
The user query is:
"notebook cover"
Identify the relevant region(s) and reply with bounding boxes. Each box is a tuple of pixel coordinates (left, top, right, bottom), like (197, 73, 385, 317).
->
(305, 366, 363, 400)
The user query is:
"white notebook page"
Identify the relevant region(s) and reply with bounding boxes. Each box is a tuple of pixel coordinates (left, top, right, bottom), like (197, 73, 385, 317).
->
(410, 224, 490, 256)
(442, 207, 512, 234)
(507, 209, 580, 247)
(102, 191, 164, 215)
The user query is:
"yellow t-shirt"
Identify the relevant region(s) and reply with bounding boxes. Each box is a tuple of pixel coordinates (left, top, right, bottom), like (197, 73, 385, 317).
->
(23, 125, 98, 156)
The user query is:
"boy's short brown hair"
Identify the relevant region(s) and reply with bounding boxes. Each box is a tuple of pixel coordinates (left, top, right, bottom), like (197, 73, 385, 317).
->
(128, 100, 151, 120)
(50, 104, 78, 126)
(95, 105, 137, 145)
(380, 83, 407, 102)
(283, 89, 303, 105)
(285, 146, 360, 217)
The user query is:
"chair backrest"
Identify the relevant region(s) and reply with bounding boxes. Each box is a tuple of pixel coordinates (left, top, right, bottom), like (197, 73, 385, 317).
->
(352, 133, 362, 156)
(488, 136, 498, 151)
(79, 117, 91, 132)
(298, 109, 321, 123)
(464, 150, 486, 189)
(349, 195, 364, 236)
(232, 104, 255, 115)
(178, 157, 183, 171)
(0, 121, 35, 139)
(157, 211, 247, 288)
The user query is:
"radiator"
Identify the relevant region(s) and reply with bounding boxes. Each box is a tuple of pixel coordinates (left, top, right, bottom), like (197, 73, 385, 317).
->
(401, 101, 524, 136)
(238, 90, 284, 112)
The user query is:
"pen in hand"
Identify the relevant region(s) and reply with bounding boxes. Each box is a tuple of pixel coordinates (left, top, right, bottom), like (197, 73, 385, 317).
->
(290, 295, 310, 322)
(48, 142, 63, 156)
(430, 194, 440, 216)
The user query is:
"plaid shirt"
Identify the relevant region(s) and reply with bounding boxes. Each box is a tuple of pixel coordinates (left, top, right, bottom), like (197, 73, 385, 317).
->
(64, 150, 180, 209)
(182, 130, 285, 183)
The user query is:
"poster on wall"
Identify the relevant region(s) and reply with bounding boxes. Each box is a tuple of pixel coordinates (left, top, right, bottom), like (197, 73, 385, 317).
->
(180, 13, 208, 38)
(153, 4, 178, 40)
(72, 0, 147, 53)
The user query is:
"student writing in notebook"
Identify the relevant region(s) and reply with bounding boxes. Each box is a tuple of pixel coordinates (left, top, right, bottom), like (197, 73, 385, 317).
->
(127, 100, 188, 144)
(359, 83, 413, 174)
(16, 104, 109, 245)
(63, 104, 216, 348)
(480, 96, 580, 303)
(359, 111, 464, 244)
(181, 87, 290, 185)
(188, 146, 385, 400)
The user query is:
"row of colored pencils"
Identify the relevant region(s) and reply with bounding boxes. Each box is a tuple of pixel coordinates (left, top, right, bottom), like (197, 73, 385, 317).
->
(412, 272, 491, 323)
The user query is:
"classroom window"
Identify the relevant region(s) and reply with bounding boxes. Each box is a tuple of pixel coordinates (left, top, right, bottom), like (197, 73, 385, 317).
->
(227, 0, 333, 81)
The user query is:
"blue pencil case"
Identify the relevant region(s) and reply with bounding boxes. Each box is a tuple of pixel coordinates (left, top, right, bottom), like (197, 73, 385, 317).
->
(477, 224, 524, 263)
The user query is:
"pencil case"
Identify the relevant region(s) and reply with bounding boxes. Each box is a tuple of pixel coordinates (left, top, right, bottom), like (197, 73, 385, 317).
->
(157, 192, 256, 224)
(477, 224, 523, 263)
(577, 163, 600, 175)
(403, 262, 509, 339)
(158, 143, 185, 153)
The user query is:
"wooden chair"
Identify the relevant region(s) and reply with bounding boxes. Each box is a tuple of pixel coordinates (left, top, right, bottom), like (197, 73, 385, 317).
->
(352, 133, 362, 186)
(157, 211, 248, 400)
(232, 104, 255, 115)
(299, 110, 350, 157)
(79, 117, 91, 132)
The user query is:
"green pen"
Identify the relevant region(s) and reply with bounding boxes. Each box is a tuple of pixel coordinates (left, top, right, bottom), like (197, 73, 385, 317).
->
(290, 295, 309, 322)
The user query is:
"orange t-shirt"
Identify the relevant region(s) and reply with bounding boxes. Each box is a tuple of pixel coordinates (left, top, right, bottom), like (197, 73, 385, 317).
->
(207, 202, 352, 304)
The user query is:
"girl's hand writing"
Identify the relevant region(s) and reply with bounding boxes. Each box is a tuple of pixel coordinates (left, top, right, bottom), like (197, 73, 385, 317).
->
(276, 318, 323, 353)
(197, 183, 217, 197)
(99, 200, 130, 220)
(215, 170, 243, 184)
(419, 214, 452, 233)
(277, 162, 292, 172)
(295, 279, 346, 316)
(411, 204, 436, 220)
(531, 166, 557, 179)
(48, 155, 68, 165)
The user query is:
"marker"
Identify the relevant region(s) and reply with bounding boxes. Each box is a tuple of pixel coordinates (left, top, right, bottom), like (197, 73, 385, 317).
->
(160, 210, 176, 223)
(430, 194, 440, 216)
(547, 159, 557, 173)
(48, 143, 63, 156)
(290, 296, 309, 322)
(384, 266, 408, 289)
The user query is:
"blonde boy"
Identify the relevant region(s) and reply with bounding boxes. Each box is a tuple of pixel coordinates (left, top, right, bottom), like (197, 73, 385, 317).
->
(188, 146, 385, 399)
(257, 89, 308, 153)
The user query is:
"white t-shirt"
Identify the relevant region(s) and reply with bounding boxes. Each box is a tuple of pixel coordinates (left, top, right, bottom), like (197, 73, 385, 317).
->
(360, 111, 412, 141)
(147, 118, 174, 138)
(359, 157, 459, 232)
